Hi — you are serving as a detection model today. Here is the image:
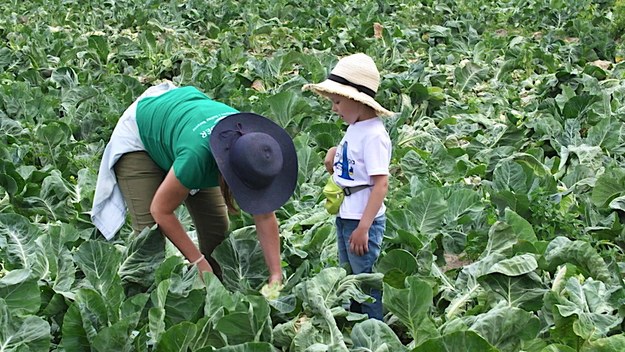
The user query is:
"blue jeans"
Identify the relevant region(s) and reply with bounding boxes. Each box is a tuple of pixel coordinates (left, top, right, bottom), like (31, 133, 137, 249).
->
(336, 215, 385, 320)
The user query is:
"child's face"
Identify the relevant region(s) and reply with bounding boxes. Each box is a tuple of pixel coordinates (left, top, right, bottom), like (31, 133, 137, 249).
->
(327, 93, 363, 125)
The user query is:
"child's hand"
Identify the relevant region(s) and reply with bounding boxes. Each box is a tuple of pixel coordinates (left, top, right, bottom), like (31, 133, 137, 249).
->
(325, 147, 337, 174)
(349, 227, 369, 256)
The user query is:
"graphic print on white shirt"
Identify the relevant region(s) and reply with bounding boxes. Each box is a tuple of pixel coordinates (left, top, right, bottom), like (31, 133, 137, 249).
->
(334, 141, 355, 180)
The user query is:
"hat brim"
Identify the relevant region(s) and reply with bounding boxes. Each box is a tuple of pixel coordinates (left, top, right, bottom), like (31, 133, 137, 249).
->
(302, 80, 394, 117)
(210, 112, 298, 214)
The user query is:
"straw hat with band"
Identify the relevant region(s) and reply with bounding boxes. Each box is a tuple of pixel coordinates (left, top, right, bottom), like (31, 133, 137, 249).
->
(210, 112, 298, 214)
(302, 53, 394, 117)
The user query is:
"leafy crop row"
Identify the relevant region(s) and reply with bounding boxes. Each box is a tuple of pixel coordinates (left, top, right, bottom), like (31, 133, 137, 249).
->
(2, 0, 625, 351)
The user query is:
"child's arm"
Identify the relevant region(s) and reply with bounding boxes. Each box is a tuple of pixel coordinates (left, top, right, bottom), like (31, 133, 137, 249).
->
(349, 174, 389, 256)
(325, 147, 337, 174)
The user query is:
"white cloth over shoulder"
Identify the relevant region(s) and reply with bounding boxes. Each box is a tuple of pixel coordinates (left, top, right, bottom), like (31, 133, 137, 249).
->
(91, 81, 178, 240)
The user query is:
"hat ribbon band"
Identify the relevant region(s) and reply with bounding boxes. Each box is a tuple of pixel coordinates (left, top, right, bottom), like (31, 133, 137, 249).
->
(219, 122, 245, 150)
(327, 74, 376, 98)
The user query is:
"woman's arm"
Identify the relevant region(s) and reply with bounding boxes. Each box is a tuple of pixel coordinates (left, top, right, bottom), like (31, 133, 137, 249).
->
(151, 168, 212, 272)
(253, 212, 283, 284)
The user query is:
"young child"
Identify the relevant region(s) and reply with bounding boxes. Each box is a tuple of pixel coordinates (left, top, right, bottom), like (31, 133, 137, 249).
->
(303, 53, 393, 320)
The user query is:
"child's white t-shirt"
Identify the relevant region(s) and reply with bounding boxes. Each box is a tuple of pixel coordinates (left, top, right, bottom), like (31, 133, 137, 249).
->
(332, 117, 392, 220)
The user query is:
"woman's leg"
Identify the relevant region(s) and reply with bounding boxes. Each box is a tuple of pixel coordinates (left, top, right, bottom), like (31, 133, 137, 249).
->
(114, 151, 166, 232)
(114, 152, 167, 286)
(184, 187, 229, 279)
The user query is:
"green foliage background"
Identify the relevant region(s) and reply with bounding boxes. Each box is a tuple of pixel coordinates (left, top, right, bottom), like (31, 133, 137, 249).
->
(2, 0, 625, 351)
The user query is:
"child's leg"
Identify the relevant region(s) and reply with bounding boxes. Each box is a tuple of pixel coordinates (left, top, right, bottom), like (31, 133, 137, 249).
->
(359, 215, 385, 320)
(335, 217, 363, 313)
(335, 215, 385, 320)
(335, 217, 354, 269)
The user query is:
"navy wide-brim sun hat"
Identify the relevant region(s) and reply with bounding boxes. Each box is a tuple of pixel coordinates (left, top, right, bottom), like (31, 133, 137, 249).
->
(210, 112, 298, 214)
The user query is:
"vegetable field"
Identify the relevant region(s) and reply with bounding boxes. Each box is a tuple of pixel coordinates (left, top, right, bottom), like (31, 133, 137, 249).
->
(2, 0, 625, 350)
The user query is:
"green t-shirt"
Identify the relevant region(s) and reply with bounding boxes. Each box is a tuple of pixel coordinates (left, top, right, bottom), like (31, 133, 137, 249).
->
(136, 86, 238, 189)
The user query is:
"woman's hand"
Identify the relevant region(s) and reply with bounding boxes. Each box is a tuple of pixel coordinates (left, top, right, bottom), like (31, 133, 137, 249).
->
(261, 281, 283, 300)
(195, 257, 213, 274)
(268, 272, 282, 284)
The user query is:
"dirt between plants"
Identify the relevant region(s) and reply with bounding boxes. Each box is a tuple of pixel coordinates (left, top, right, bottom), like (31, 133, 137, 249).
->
(442, 253, 472, 272)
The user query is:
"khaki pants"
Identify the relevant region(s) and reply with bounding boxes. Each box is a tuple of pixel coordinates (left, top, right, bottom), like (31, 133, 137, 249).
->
(114, 151, 229, 278)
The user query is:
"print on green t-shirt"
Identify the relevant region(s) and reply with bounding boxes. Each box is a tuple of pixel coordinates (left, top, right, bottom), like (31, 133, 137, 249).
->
(136, 86, 238, 189)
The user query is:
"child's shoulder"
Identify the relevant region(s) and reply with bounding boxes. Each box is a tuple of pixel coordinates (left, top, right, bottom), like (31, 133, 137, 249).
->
(355, 118, 389, 135)
(354, 117, 385, 128)
(347, 122, 389, 144)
